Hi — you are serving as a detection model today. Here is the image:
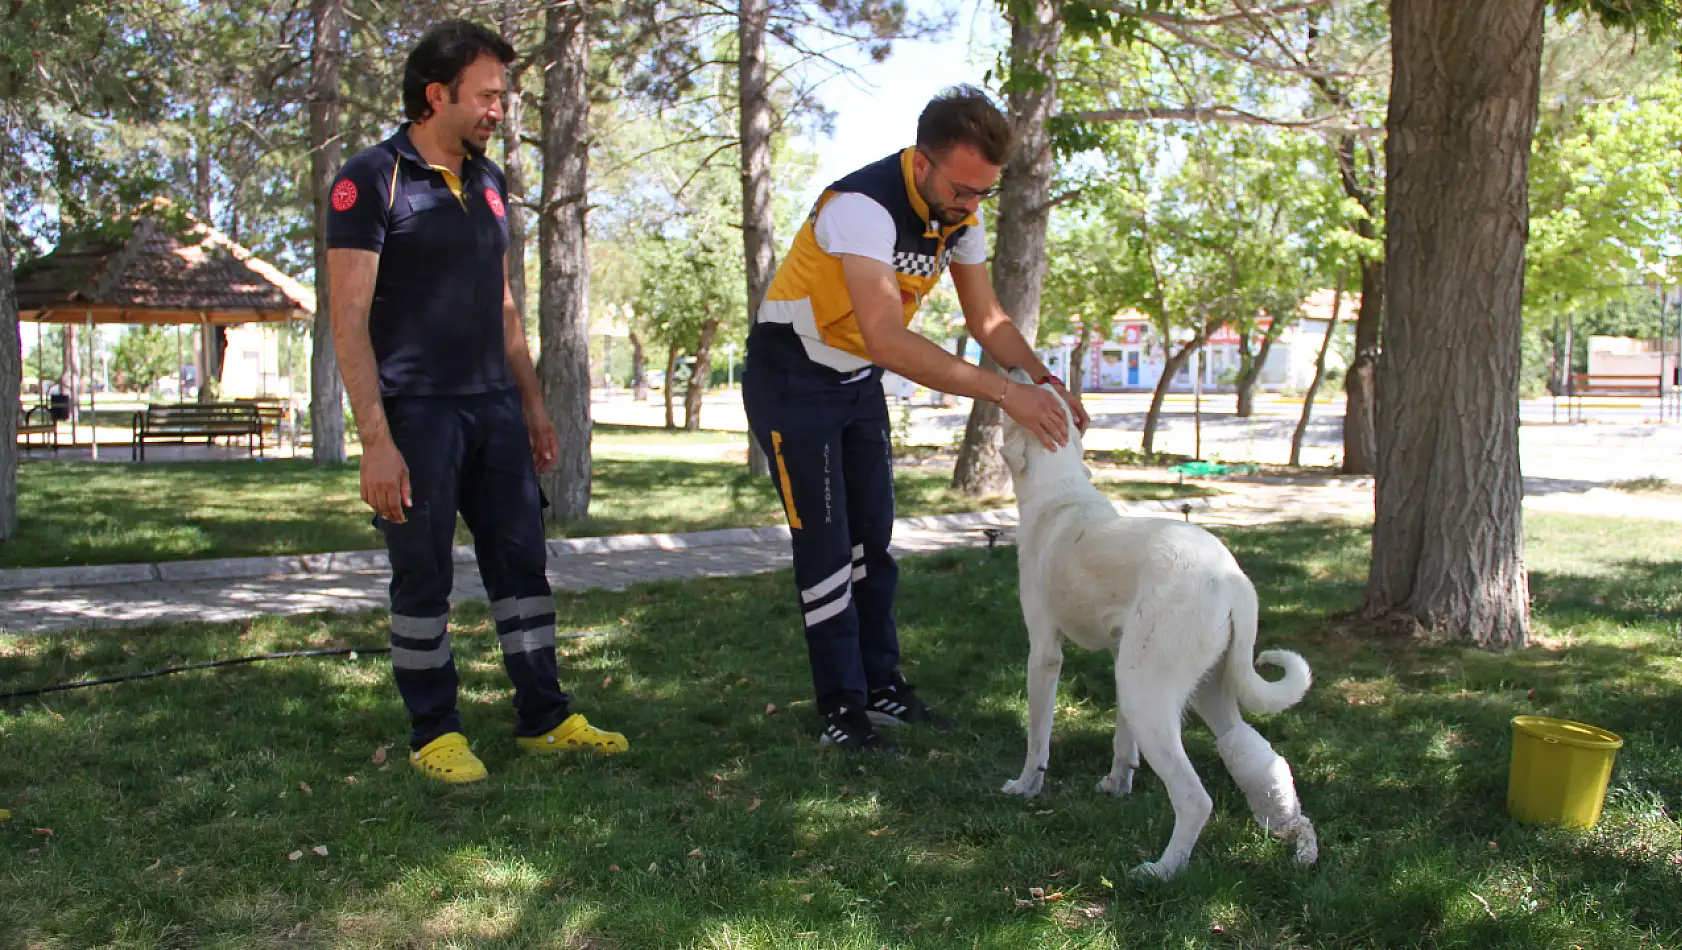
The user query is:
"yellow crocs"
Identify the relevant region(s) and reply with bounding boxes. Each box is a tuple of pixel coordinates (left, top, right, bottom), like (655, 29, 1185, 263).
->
(518, 714, 629, 756)
(410, 733, 489, 784)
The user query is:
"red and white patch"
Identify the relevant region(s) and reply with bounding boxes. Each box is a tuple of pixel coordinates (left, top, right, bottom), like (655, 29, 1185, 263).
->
(330, 179, 358, 212)
(484, 188, 506, 219)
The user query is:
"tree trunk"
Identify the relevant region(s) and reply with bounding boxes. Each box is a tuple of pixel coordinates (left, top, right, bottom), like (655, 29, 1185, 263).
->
(500, 6, 530, 326)
(663, 343, 678, 429)
(0, 191, 20, 539)
(685, 315, 721, 430)
(1341, 257, 1382, 474)
(538, 1, 593, 522)
(739, 0, 774, 476)
(1233, 324, 1279, 417)
(1291, 274, 1344, 467)
(1366, 0, 1540, 647)
(630, 329, 647, 400)
(951, 0, 1061, 496)
(308, 0, 347, 464)
(1141, 335, 1202, 456)
(1068, 324, 1089, 399)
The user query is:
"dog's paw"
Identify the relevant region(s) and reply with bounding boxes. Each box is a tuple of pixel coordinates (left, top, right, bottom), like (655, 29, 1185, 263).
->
(1097, 771, 1134, 797)
(1130, 859, 1183, 882)
(1001, 775, 1044, 798)
(1289, 819, 1319, 867)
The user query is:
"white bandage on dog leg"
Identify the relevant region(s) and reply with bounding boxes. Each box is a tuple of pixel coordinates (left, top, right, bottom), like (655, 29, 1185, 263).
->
(1216, 723, 1316, 864)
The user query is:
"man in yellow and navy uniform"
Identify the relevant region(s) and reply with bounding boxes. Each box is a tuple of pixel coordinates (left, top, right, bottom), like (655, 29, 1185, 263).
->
(744, 85, 1090, 751)
(327, 20, 626, 784)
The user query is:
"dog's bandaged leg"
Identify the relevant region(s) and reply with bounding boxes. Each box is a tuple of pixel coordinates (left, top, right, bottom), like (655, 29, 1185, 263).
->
(1216, 723, 1318, 867)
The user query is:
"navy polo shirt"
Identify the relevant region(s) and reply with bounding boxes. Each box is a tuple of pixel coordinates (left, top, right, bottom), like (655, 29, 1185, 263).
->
(326, 125, 513, 397)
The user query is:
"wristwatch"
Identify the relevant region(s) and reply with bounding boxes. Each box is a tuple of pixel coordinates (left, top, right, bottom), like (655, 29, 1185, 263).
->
(1035, 374, 1064, 388)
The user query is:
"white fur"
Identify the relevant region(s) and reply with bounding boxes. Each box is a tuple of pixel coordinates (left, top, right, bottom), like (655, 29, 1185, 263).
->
(997, 372, 1317, 880)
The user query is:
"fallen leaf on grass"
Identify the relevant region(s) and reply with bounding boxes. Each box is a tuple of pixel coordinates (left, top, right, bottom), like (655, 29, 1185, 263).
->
(746, 798, 761, 814)
(0, 809, 9, 822)
(867, 828, 892, 838)
(798, 894, 814, 904)
(1029, 887, 1045, 899)
(609, 865, 621, 873)
(288, 850, 304, 862)
(765, 703, 777, 716)
(1014, 899, 1035, 909)
(344, 776, 357, 785)
(312, 845, 329, 857)
(33, 828, 52, 837)
(687, 848, 704, 858)
(371, 746, 389, 766)
(791, 849, 809, 858)
(298, 782, 312, 795)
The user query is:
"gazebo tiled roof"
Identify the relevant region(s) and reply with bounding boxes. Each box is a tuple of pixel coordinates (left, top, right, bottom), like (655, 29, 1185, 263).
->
(15, 210, 314, 325)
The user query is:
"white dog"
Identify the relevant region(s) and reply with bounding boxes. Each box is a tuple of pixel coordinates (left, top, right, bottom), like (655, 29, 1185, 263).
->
(997, 372, 1318, 880)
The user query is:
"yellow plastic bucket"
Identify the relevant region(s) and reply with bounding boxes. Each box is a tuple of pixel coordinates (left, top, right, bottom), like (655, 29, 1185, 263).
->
(1507, 716, 1624, 828)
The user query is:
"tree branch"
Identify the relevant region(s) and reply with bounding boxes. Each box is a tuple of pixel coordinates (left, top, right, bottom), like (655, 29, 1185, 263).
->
(1094, 0, 1332, 29)
(1067, 105, 1382, 136)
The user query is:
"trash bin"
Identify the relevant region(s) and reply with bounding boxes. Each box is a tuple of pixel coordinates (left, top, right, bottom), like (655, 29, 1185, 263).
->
(1507, 715, 1623, 829)
(47, 392, 69, 421)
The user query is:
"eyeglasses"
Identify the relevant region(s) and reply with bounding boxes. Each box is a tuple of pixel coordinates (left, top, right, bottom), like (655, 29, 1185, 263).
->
(919, 150, 1001, 202)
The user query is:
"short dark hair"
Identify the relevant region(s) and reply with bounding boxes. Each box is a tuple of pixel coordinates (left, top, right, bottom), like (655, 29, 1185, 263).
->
(402, 20, 516, 121)
(916, 85, 1012, 166)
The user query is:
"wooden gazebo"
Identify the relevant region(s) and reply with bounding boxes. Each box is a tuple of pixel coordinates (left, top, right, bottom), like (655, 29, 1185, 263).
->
(14, 209, 315, 457)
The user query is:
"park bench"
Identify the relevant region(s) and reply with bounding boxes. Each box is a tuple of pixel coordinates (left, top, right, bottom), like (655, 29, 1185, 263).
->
(234, 398, 288, 449)
(1570, 373, 1662, 397)
(16, 405, 57, 454)
(131, 402, 263, 461)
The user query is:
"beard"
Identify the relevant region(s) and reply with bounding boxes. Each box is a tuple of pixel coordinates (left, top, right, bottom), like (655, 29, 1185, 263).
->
(929, 202, 969, 226)
(915, 172, 970, 227)
(461, 119, 497, 158)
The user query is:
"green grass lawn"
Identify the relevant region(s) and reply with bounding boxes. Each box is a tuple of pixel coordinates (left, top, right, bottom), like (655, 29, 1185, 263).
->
(2, 431, 1204, 569)
(2, 512, 1679, 948)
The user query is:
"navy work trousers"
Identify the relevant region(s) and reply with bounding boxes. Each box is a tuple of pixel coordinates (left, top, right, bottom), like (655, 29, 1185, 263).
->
(742, 340, 901, 712)
(375, 389, 570, 748)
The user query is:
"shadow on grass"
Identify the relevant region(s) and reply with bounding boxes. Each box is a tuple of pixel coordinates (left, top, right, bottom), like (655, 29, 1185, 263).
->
(2, 524, 1680, 947)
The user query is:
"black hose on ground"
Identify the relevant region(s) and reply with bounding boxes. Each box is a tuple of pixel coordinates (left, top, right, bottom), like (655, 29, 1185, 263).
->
(0, 630, 612, 703)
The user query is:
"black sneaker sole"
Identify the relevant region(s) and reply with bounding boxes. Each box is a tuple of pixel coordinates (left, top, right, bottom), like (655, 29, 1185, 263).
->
(868, 710, 956, 731)
(818, 733, 897, 752)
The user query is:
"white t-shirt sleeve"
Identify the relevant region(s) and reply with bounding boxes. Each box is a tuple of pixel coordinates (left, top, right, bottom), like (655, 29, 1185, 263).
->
(951, 211, 987, 265)
(814, 193, 896, 264)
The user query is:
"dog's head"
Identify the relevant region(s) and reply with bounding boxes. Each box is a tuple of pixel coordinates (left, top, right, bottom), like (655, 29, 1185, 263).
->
(999, 368, 1089, 487)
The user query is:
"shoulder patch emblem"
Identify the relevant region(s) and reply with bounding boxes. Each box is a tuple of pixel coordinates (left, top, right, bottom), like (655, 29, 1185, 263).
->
(330, 179, 358, 212)
(485, 188, 506, 219)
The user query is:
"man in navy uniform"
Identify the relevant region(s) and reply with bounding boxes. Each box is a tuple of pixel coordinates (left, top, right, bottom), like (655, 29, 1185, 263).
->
(745, 86, 1090, 750)
(327, 20, 626, 783)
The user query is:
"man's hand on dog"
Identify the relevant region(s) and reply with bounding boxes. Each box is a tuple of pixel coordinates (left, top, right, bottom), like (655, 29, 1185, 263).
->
(1002, 382, 1071, 450)
(1047, 379, 1090, 433)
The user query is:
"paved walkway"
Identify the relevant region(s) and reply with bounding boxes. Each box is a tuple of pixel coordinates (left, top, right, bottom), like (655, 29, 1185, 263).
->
(0, 478, 1663, 636)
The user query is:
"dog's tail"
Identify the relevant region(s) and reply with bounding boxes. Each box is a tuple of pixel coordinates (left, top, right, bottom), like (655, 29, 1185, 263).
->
(1224, 574, 1312, 715)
